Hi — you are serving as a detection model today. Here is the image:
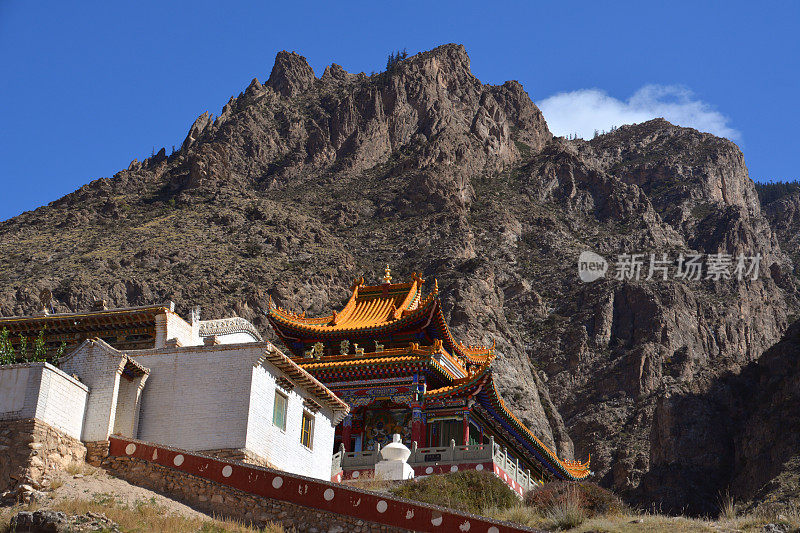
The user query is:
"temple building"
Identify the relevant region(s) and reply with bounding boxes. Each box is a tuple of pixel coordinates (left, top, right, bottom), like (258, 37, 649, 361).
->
(268, 268, 591, 484)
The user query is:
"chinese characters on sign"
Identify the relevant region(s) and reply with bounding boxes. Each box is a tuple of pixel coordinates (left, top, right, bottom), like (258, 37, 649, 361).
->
(578, 251, 761, 283)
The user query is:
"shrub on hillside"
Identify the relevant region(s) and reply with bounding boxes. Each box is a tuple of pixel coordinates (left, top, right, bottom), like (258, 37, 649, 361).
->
(388, 470, 519, 515)
(525, 481, 626, 518)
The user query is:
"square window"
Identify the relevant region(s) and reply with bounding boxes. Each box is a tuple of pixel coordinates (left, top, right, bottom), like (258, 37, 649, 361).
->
(301, 411, 314, 449)
(273, 391, 288, 431)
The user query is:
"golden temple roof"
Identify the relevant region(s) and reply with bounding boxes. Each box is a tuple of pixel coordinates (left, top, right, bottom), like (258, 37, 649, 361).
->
(268, 273, 495, 364)
(269, 274, 425, 333)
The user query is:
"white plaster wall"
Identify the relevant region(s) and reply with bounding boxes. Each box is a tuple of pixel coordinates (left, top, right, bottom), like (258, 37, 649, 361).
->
(0, 365, 33, 416)
(59, 342, 124, 442)
(35, 364, 89, 439)
(131, 344, 264, 451)
(246, 361, 336, 480)
(0, 363, 88, 440)
(216, 332, 259, 345)
(112, 376, 143, 438)
(164, 312, 200, 347)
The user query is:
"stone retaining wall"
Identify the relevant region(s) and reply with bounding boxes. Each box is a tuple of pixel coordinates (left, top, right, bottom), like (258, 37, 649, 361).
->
(106, 437, 536, 533)
(202, 448, 276, 469)
(85, 441, 110, 466)
(0, 419, 86, 492)
(103, 455, 402, 532)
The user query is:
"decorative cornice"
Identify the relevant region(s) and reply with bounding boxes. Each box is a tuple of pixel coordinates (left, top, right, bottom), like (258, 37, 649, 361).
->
(199, 317, 263, 341)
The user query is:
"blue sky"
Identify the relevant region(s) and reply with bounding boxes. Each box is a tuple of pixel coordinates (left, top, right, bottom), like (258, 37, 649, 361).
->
(1, 1, 798, 221)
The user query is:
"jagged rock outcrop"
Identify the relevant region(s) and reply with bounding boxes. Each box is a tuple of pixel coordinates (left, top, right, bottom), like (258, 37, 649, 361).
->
(0, 44, 795, 513)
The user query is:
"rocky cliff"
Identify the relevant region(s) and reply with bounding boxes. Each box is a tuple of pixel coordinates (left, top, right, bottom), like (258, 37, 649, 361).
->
(0, 44, 796, 514)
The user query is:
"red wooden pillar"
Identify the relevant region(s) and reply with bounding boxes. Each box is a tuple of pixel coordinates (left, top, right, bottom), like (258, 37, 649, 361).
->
(462, 410, 470, 446)
(341, 415, 352, 452)
(411, 405, 424, 446)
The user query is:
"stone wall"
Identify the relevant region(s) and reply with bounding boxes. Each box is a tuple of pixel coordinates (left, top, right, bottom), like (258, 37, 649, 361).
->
(0, 419, 86, 492)
(202, 448, 276, 469)
(85, 441, 110, 467)
(103, 455, 403, 533)
(107, 436, 532, 533)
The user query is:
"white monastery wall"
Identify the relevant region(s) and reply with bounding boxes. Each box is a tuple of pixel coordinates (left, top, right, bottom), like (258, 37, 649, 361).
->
(0, 363, 88, 440)
(216, 332, 259, 345)
(155, 312, 201, 348)
(131, 344, 265, 452)
(246, 361, 336, 480)
(0, 365, 33, 416)
(113, 374, 146, 438)
(60, 343, 126, 442)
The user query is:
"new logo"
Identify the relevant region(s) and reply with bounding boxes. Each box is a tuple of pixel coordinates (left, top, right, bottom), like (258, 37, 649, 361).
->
(578, 251, 608, 282)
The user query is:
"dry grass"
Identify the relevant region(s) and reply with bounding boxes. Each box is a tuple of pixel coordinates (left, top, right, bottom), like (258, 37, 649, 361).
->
(572, 513, 718, 532)
(542, 485, 585, 530)
(484, 507, 776, 532)
(485, 505, 544, 528)
(0, 496, 285, 533)
(717, 489, 737, 520)
(483, 484, 800, 532)
(388, 470, 520, 515)
(65, 461, 99, 477)
(340, 470, 394, 492)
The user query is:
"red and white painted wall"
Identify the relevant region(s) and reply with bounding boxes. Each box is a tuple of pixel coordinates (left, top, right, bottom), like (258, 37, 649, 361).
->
(109, 436, 535, 532)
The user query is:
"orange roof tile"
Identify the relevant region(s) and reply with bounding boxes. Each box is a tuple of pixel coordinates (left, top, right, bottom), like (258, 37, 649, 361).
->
(269, 277, 424, 333)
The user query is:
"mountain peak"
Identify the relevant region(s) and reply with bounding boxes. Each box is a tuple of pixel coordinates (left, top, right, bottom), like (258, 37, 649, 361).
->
(267, 50, 316, 98)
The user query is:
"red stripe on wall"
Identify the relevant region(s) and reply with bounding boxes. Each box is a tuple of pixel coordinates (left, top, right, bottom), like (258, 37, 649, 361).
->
(109, 437, 536, 533)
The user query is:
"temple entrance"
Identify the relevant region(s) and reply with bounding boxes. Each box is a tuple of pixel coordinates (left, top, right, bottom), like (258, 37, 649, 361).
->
(427, 418, 462, 446)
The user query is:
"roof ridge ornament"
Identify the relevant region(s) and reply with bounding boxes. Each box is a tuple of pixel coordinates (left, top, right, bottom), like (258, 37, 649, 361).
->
(383, 264, 392, 284)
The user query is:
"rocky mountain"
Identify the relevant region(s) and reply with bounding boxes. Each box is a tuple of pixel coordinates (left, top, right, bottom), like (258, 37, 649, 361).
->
(1, 44, 797, 514)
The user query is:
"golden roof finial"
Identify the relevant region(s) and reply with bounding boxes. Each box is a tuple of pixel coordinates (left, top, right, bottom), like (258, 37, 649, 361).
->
(383, 264, 392, 284)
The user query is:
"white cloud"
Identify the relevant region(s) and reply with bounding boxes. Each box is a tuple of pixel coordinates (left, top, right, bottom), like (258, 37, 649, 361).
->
(537, 85, 740, 141)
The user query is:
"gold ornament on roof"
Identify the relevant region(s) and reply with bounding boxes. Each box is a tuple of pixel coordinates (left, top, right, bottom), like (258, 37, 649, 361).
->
(383, 264, 392, 284)
(312, 342, 324, 359)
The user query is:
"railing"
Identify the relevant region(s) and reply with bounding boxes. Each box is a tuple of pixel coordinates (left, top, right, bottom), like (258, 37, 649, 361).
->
(331, 436, 540, 493)
(492, 441, 538, 492)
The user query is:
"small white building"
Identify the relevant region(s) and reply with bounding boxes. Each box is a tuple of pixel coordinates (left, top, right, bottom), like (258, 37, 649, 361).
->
(0, 303, 349, 481)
